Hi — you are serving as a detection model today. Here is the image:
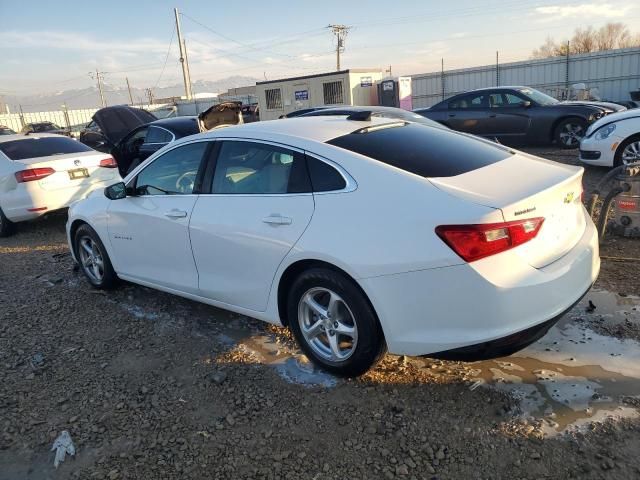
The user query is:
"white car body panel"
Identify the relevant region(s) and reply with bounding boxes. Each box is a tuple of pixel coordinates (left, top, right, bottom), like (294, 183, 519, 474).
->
(0, 134, 120, 222)
(67, 117, 600, 357)
(580, 109, 640, 166)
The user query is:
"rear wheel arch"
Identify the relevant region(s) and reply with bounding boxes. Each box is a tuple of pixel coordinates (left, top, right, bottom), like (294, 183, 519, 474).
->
(277, 259, 379, 330)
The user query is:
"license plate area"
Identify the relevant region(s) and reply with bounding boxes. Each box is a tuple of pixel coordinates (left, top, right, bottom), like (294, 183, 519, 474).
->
(68, 168, 89, 180)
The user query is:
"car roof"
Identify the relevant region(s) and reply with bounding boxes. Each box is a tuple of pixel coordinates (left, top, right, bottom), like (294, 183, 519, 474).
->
(0, 133, 66, 144)
(149, 116, 199, 135)
(197, 115, 403, 143)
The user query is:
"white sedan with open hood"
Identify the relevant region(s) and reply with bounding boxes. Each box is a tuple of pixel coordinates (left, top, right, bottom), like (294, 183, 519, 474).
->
(0, 133, 120, 236)
(66, 114, 600, 376)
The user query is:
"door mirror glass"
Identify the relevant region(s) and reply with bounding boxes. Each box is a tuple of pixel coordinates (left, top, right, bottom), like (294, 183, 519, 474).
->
(523, 100, 532, 108)
(104, 182, 127, 200)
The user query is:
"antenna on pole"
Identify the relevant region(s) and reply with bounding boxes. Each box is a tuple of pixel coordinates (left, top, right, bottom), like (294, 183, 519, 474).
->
(328, 24, 351, 71)
(175, 7, 193, 100)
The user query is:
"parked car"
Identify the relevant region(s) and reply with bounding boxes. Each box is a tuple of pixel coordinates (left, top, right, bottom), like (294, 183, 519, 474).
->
(580, 109, 640, 167)
(67, 116, 599, 376)
(415, 86, 625, 148)
(298, 105, 447, 129)
(0, 125, 16, 135)
(20, 121, 71, 137)
(241, 104, 259, 123)
(0, 134, 120, 236)
(280, 107, 330, 118)
(80, 104, 244, 176)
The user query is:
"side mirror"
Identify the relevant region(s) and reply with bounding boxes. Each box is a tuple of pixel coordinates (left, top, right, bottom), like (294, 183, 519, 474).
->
(104, 182, 127, 200)
(522, 101, 532, 108)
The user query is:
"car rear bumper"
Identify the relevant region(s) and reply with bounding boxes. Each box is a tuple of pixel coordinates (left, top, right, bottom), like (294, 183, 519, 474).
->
(360, 208, 600, 357)
(2, 180, 113, 222)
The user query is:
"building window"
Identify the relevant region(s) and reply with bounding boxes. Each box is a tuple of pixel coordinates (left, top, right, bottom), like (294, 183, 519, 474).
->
(323, 81, 344, 105)
(265, 88, 283, 110)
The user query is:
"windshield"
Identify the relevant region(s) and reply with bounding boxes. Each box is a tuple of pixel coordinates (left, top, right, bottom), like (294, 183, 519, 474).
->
(518, 88, 559, 106)
(0, 137, 92, 160)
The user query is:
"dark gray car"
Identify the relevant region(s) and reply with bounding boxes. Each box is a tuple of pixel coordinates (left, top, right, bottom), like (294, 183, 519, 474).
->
(414, 86, 625, 148)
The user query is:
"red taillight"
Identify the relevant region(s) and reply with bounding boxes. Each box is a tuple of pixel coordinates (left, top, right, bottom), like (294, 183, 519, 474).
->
(15, 167, 55, 183)
(99, 157, 118, 168)
(435, 217, 545, 262)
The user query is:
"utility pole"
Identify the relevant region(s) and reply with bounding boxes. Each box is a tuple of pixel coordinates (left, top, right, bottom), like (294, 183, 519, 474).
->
(126, 77, 134, 105)
(145, 88, 154, 105)
(495, 51, 499, 87)
(183, 38, 194, 99)
(329, 24, 350, 71)
(441, 58, 445, 101)
(89, 70, 106, 107)
(174, 7, 193, 100)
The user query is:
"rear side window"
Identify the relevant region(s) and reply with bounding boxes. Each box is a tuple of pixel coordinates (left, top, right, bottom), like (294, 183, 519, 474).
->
(145, 126, 173, 144)
(306, 156, 346, 191)
(327, 123, 512, 178)
(0, 137, 92, 160)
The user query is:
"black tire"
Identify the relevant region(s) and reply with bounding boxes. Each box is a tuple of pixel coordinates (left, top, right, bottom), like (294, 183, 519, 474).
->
(614, 134, 640, 167)
(554, 117, 587, 149)
(0, 206, 16, 237)
(287, 267, 386, 377)
(74, 224, 119, 289)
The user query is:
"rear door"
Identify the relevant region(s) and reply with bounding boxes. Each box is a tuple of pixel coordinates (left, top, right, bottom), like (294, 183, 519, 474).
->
(189, 139, 314, 311)
(106, 140, 210, 293)
(445, 93, 491, 134)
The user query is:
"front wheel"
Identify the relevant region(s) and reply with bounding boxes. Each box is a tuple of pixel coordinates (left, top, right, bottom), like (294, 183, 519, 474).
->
(0, 207, 15, 237)
(614, 135, 640, 167)
(75, 224, 119, 289)
(554, 118, 587, 149)
(287, 268, 386, 377)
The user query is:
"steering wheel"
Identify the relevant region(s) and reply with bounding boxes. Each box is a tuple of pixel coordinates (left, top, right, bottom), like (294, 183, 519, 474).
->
(175, 170, 198, 193)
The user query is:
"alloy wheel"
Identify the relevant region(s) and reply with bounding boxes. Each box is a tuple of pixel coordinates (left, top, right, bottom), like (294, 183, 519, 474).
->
(559, 123, 585, 148)
(78, 236, 105, 283)
(622, 140, 640, 165)
(298, 287, 358, 362)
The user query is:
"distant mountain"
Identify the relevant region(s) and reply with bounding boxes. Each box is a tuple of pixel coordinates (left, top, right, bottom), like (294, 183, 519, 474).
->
(3, 76, 259, 113)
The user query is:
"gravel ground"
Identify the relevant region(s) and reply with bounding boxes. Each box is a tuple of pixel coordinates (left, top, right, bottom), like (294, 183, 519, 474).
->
(1, 148, 640, 480)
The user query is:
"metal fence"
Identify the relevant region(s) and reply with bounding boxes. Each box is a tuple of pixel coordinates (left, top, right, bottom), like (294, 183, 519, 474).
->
(0, 108, 99, 134)
(412, 47, 640, 108)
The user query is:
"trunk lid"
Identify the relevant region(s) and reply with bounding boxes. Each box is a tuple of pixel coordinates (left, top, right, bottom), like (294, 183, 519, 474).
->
(429, 153, 586, 268)
(17, 152, 119, 191)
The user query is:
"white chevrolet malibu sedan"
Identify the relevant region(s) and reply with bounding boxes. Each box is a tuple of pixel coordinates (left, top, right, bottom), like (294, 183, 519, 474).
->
(0, 133, 120, 236)
(580, 109, 640, 167)
(67, 114, 600, 376)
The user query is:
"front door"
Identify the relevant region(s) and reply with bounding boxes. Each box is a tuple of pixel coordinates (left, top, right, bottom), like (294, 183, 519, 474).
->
(189, 139, 314, 311)
(107, 140, 210, 294)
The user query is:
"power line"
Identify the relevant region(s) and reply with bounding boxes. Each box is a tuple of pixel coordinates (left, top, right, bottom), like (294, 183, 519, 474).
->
(153, 24, 176, 89)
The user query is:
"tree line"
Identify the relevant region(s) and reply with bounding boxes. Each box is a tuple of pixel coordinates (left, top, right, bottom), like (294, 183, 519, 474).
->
(532, 22, 640, 58)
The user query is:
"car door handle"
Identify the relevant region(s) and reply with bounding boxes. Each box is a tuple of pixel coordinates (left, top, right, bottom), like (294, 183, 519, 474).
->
(164, 209, 188, 219)
(489, 113, 497, 118)
(262, 214, 292, 225)
(448, 113, 456, 117)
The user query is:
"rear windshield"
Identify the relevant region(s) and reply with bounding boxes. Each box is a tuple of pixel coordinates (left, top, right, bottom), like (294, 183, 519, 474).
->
(0, 137, 93, 160)
(327, 122, 512, 177)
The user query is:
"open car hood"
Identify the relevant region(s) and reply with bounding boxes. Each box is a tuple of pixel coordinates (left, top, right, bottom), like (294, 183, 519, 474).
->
(560, 100, 626, 113)
(92, 106, 157, 145)
(198, 101, 243, 131)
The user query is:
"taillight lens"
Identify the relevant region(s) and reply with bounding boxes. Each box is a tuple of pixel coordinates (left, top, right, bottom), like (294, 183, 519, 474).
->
(435, 217, 545, 262)
(99, 157, 118, 168)
(15, 167, 55, 183)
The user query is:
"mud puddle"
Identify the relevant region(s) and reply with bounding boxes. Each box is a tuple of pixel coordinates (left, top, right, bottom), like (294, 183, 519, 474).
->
(458, 289, 640, 434)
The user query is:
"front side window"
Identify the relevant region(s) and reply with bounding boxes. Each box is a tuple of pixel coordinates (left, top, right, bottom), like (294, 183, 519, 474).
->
(135, 142, 208, 195)
(211, 141, 307, 194)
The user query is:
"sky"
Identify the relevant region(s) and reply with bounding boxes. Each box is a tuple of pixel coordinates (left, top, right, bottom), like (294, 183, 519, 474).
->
(0, 0, 638, 97)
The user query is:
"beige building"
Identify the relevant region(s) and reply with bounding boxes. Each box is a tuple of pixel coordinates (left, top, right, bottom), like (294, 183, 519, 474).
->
(256, 69, 383, 121)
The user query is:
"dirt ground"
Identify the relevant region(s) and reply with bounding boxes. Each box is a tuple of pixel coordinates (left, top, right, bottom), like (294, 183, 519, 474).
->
(1, 148, 640, 480)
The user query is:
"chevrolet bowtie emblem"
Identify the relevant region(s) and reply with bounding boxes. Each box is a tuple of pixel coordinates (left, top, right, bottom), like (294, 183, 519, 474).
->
(563, 192, 575, 204)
